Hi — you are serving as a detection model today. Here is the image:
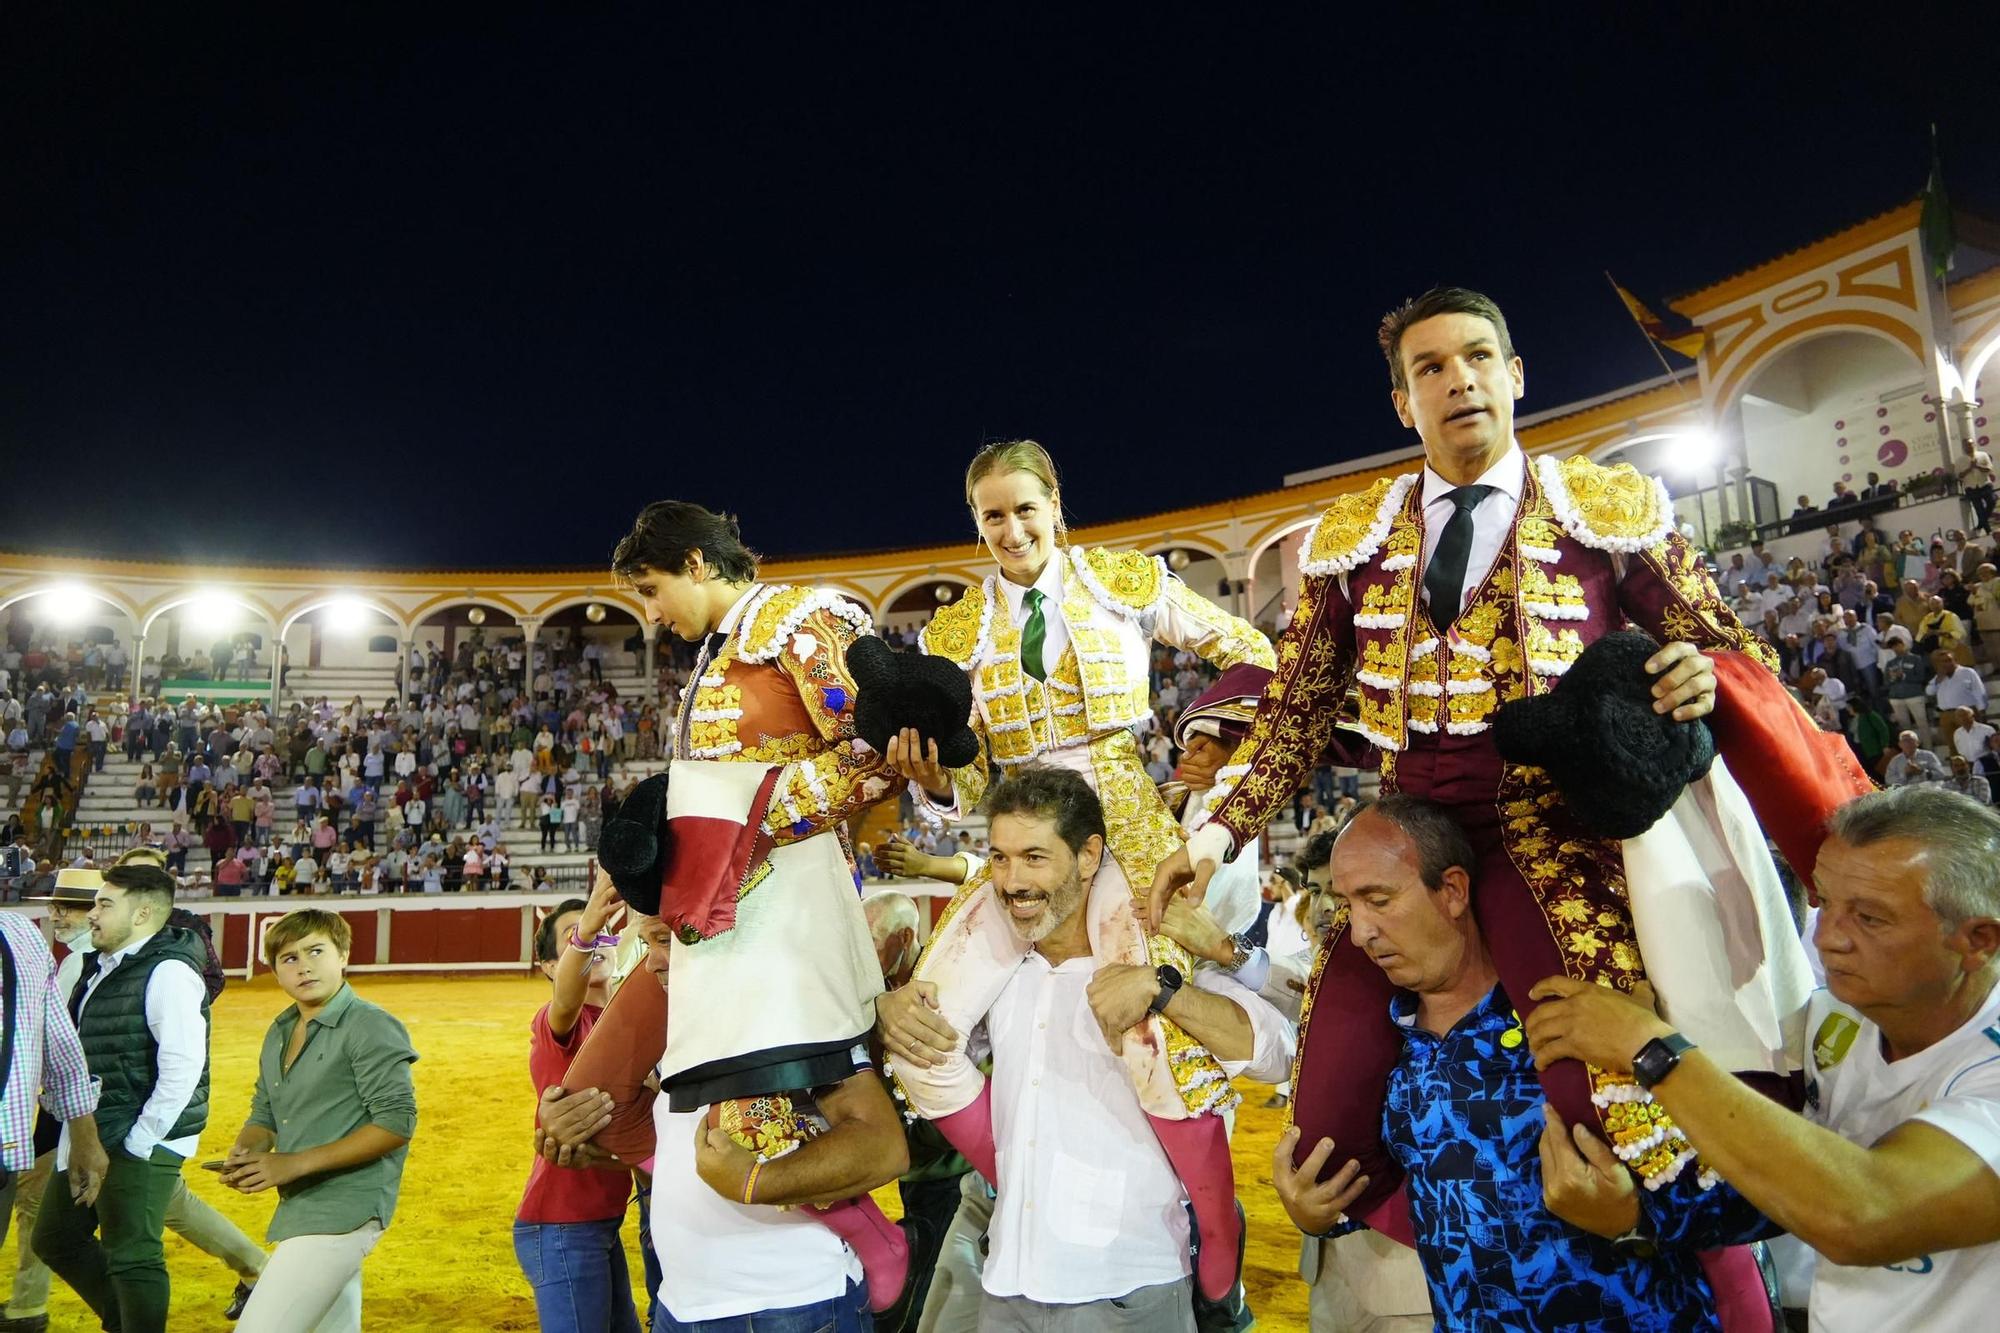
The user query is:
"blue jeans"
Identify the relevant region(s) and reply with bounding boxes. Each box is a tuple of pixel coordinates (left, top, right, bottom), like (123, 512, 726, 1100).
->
(652, 1277, 869, 1332)
(513, 1218, 642, 1333)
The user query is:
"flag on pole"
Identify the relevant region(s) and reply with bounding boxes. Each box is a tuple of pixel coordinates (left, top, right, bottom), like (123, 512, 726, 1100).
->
(1609, 276, 1706, 359)
(1920, 127, 1955, 283)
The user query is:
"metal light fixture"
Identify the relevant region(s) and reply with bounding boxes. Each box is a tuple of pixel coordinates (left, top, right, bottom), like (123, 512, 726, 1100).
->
(1167, 549, 1192, 571)
(466, 607, 487, 626)
(585, 602, 606, 623)
(935, 584, 956, 603)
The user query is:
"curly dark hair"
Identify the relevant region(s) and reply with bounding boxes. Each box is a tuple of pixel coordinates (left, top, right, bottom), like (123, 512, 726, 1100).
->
(982, 765, 1106, 855)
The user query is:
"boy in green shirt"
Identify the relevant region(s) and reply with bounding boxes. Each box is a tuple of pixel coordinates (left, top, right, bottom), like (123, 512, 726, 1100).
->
(220, 910, 418, 1333)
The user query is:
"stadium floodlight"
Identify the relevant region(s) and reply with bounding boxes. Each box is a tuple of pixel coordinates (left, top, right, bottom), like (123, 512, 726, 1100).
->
(40, 581, 97, 624)
(1674, 429, 1722, 469)
(188, 592, 239, 632)
(328, 596, 369, 631)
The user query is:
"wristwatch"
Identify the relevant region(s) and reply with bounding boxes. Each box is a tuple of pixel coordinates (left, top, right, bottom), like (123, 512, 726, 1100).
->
(1610, 1213, 1659, 1260)
(1147, 964, 1184, 1015)
(1632, 1032, 1697, 1091)
(1222, 932, 1255, 972)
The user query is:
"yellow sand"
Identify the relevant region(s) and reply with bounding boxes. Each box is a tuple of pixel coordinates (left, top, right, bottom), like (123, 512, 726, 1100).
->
(2, 974, 1313, 1330)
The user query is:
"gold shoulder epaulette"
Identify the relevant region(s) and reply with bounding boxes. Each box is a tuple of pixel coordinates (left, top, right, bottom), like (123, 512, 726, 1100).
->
(1298, 473, 1418, 577)
(918, 581, 990, 666)
(1074, 546, 1164, 617)
(737, 585, 873, 662)
(1536, 454, 1674, 554)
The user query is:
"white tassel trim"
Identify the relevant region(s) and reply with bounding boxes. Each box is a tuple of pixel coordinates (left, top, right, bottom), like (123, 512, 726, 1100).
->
(1520, 543, 1562, 563)
(1379, 553, 1416, 572)
(1529, 657, 1574, 676)
(1353, 612, 1407, 629)
(687, 706, 743, 722)
(689, 741, 743, 758)
(1450, 641, 1492, 663)
(1053, 702, 1085, 716)
(1406, 681, 1444, 697)
(1356, 723, 1403, 750)
(1300, 473, 1419, 577)
(1410, 637, 1439, 660)
(735, 585, 876, 663)
(1445, 679, 1495, 696)
(1403, 717, 1437, 735)
(1444, 719, 1490, 735)
(1356, 670, 1401, 691)
(989, 720, 1031, 735)
(1535, 454, 1674, 554)
(1523, 600, 1590, 621)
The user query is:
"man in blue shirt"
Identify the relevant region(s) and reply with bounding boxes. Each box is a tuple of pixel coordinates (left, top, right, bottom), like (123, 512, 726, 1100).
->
(1271, 794, 1769, 1332)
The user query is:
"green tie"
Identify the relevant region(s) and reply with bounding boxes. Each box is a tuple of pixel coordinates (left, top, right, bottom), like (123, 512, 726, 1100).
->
(1021, 588, 1047, 681)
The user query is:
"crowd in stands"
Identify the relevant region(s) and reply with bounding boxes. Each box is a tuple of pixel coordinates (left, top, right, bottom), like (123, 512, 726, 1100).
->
(2, 628, 699, 900)
(1724, 516, 2000, 804)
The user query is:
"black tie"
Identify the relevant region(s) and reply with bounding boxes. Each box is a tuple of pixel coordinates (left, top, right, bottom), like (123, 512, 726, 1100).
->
(704, 632, 729, 660)
(69, 951, 103, 1024)
(1423, 484, 1495, 624)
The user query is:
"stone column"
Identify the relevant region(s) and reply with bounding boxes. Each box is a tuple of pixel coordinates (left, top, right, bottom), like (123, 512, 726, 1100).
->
(129, 632, 147, 709)
(520, 617, 543, 699)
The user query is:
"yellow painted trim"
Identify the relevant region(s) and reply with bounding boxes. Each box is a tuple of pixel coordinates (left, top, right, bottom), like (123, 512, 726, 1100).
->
(405, 591, 531, 622)
(1672, 201, 1922, 316)
(0, 579, 143, 621)
(1711, 311, 1925, 414)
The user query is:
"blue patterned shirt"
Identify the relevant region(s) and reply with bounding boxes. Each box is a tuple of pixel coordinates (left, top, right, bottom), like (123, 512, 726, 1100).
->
(1383, 985, 1772, 1332)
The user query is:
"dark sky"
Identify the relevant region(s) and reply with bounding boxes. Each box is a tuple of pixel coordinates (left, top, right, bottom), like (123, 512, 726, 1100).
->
(4, 7, 1996, 570)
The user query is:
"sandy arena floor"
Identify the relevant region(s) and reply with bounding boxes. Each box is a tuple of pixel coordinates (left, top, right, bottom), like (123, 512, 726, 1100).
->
(1, 973, 1313, 1330)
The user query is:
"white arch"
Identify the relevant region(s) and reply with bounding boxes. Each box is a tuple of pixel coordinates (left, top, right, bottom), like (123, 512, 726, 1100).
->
(524, 592, 648, 626)
(1719, 322, 1926, 420)
(278, 594, 411, 640)
(139, 590, 278, 638)
(878, 571, 980, 614)
(1964, 331, 2000, 402)
(0, 581, 140, 623)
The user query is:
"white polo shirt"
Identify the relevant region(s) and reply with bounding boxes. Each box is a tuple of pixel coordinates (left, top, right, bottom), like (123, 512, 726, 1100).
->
(1802, 983, 2000, 1332)
(649, 1047, 868, 1322)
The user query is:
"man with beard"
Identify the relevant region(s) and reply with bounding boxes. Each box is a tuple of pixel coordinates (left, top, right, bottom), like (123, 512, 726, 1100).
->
(877, 766, 1290, 1331)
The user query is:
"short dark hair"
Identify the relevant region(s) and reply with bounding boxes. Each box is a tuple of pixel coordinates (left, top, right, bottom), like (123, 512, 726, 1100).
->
(535, 897, 589, 963)
(611, 501, 759, 584)
(1377, 286, 1517, 393)
(1357, 793, 1476, 891)
(103, 862, 176, 910)
(983, 765, 1106, 855)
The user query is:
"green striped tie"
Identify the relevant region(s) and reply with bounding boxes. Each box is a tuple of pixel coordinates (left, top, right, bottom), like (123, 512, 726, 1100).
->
(1021, 588, 1047, 681)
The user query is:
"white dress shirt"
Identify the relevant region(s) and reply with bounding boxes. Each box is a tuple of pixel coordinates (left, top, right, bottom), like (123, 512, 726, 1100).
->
(1418, 443, 1527, 620)
(1929, 665, 1989, 715)
(57, 931, 208, 1167)
(978, 953, 1289, 1304)
(995, 550, 1072, 675)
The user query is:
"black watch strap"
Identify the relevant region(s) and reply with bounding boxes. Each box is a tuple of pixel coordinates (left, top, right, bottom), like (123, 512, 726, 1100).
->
(1632, 1032, 1696, 1091)
(1147, 964, 1184, 1015)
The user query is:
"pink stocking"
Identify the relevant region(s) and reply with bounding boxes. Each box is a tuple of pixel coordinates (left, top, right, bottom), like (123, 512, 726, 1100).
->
(1147, 1113, 1240, 1303)
(812, 1196, 911, 1313)
(1700, 1245, 1773, 1333)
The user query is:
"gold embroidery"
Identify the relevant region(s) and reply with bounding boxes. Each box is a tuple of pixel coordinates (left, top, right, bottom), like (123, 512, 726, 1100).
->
(1303, 476, 1401, 572)
(1555, 454, 1666, 543)
(921, 584, 988, 665)
(1078, 546, 1163, 612)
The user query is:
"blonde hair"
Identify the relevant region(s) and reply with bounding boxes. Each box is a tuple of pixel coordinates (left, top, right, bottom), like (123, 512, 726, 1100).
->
(964, 439, 1067, 542)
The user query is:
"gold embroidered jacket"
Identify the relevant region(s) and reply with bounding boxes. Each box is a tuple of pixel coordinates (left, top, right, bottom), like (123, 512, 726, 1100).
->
(1201, 454, 1778, 847)
(918, 546, 1275, 815)
(673, 584, 901, 843)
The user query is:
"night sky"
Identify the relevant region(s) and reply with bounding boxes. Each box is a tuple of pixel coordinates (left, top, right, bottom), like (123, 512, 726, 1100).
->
(4, 7, 1996, 570)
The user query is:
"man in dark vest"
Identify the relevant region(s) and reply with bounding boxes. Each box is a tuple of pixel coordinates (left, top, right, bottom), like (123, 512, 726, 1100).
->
(33, 861, 212, 1333)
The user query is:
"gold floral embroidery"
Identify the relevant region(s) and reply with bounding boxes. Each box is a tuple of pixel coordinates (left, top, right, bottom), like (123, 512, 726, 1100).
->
(1497, 760, 1703, 1185)
(921, 584, 989, 665)
(1077, 546, 1163, 613)
(1553, 454, 1667, 543)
